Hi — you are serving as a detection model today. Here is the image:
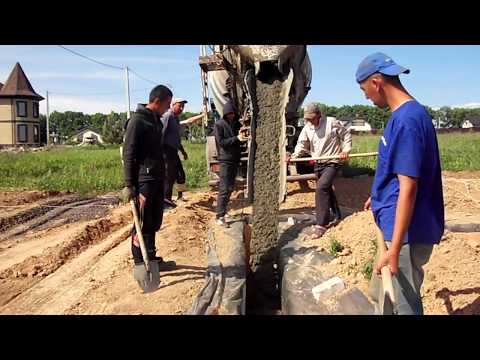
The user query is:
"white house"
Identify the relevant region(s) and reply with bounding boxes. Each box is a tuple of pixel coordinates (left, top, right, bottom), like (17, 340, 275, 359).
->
(349, 118, 372, 132)
(339, 118, 372, 132)
(462, 117, 480, 129)
(71, 128, 104, 144)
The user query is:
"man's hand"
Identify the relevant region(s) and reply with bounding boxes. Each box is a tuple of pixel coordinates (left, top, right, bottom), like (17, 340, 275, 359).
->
(374, 249, 400, 275)
(237, 133, 248, 142)
(121, 186, 137, 203)
(339, 152, 349, 161)
(182, 151, 188, 161)
(364, 196, 372, 211)
(285, 152, 292, 163)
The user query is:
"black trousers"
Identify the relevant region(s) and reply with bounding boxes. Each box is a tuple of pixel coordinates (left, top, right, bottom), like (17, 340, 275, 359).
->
(177, 158, 186, 185)
(164, 146, 185, 201)
(216, 162, 238, 218)
(315, 163, 341, 227)
(131, 181, 164, 264)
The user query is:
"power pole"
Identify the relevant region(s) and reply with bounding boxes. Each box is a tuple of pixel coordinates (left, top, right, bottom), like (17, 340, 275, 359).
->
(124, 66, 131, 120)
(46, 90, 50, 146)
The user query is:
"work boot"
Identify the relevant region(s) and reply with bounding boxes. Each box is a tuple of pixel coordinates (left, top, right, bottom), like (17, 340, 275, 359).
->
(150, 255, 177, 271)
(164, 198, 177, 209)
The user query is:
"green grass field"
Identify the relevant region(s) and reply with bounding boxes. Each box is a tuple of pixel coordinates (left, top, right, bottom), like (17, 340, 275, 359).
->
(0, 133, 478, 194)
(346, 133, 480, 175)
(0, 143, 207, 195)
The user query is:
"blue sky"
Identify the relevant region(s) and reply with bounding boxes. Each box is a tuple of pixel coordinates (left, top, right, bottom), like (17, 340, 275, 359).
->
(0, 45, 479, 114)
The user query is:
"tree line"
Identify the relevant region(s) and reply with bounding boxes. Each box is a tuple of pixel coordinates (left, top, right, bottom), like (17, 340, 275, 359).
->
(307, 104, 480, 130)
(39, 104, 480, 145)
(39, 110, 203, 145)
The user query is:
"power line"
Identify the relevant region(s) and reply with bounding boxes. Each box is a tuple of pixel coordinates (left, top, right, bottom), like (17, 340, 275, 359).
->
(129, 68, 156, 85)
(58, 45, 124, 70)
(57, 45, 175, 96)
(47, 87, 151, 97)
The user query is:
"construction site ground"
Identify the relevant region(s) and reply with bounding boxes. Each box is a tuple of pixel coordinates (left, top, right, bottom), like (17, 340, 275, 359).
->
(0, 171, 479, 315)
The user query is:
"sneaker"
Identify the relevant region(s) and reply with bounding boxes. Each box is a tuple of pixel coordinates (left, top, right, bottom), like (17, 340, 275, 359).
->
(216, 217, 229, 227)
(309, 225, 327, 239)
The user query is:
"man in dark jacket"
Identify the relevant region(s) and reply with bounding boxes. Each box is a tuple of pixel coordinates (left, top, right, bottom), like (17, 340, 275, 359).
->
(122, 85, 176, 272)
(214, 100, 248, 226)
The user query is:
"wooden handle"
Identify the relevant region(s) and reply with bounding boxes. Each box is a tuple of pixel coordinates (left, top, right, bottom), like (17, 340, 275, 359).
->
(130, 199, 150, 272)
(374, 225, 396, 306)
(289, 152, 378, 162)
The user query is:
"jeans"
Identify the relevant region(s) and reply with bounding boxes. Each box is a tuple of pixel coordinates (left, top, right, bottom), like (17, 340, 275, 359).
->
(369, 242, 434, 315)
(216, 162, 238, 218)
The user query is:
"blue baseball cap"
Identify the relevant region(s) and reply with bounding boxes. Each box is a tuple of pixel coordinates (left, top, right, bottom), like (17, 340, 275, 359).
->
(356, 52, 410, 83)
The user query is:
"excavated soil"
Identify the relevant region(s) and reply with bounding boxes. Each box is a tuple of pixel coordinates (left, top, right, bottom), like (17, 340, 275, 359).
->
(281, 172, 480, 315)
(0, 191, 214, 315)
(0, 171, 478, 315)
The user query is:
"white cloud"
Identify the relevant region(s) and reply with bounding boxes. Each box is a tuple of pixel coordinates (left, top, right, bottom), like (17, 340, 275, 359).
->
(96, 56, 193, 65)
(452, 102, 480, 109)
(29, 71, 123, 81)
(40, 95, 126, 114)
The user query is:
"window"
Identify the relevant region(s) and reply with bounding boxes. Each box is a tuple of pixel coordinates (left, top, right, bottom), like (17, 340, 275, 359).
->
(17, 124, 28, 143)
(16, 101, 27, 117)
(33, 125, 39, 143)
(33, 102, 39, 118)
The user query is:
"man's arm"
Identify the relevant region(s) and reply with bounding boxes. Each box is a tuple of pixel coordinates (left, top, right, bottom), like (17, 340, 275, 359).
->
(179, 113, 205, 126)
(291, 127, 310, 158)
(375, 174, 418, 274)
(340, 124, 352, 154)
(122, 118, 141, 188)
(215, 122, 240, 148)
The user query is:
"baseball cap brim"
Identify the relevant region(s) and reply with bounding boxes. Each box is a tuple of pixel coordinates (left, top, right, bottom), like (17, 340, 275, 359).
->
(379, 64, 410, 77)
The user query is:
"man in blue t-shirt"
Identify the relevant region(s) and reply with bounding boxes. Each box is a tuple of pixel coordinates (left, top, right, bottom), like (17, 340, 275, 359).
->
(356, 53, 444, 315)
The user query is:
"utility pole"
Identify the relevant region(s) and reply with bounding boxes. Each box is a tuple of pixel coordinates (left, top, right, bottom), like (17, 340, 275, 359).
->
(46, 90, 50, 146)
(124, 66, 131, 120)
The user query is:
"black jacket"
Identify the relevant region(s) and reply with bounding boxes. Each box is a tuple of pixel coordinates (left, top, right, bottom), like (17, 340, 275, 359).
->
(123, 104, 165, 187)
(214, 114, 241, 163)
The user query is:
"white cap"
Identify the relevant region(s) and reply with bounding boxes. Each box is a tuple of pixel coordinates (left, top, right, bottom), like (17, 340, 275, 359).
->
(172, 98, 188, 105)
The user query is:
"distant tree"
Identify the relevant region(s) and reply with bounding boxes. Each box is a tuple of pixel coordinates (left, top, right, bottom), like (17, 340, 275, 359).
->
(39, 114, 47, 144)
(102, 111, 124, 144)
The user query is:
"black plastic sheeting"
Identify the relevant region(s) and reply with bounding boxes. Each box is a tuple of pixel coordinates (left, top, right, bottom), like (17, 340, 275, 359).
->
(187, 220, 247, 315)
(278, 218, 375, 315)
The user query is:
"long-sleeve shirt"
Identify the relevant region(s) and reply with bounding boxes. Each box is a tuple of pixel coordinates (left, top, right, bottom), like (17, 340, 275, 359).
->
(292, 116, 352, 163)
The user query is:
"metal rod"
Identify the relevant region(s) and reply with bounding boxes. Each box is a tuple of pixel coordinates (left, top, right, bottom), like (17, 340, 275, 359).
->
(289, 152, 378, 162)
(124, 66, 131, 120)
(46, 90, 50, 146)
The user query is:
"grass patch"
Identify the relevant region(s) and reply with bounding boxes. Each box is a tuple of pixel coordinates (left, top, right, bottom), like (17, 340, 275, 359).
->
(0, 132, 477, 194)
(0, 142, 208, 195)
(362, 238, 378, 280)
(345, 132, 480, 175)
(328, 237, 344, 257)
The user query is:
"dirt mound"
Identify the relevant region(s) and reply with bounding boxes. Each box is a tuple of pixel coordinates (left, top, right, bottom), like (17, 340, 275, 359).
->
(0, 210, 129, 307)
(0, 190, 64, 206)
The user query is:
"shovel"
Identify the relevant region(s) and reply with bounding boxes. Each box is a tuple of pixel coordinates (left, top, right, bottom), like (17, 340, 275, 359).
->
(374, 224, 397, 315)
(130, 198, 160, 292)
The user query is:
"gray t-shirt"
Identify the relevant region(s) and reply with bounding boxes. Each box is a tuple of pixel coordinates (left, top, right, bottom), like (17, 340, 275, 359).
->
(161, 110, 181, 150)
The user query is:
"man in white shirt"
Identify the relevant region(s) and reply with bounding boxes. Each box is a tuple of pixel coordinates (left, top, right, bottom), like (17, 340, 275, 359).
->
(288, 103, 352, 238)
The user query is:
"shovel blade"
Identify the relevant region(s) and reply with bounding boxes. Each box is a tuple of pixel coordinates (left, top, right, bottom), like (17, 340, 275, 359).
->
(382, 294, 395, 315)
(133, 261, 160, 293)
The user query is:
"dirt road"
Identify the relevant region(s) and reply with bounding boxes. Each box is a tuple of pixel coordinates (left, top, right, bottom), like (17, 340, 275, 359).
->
(0, 172, 478, 315)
